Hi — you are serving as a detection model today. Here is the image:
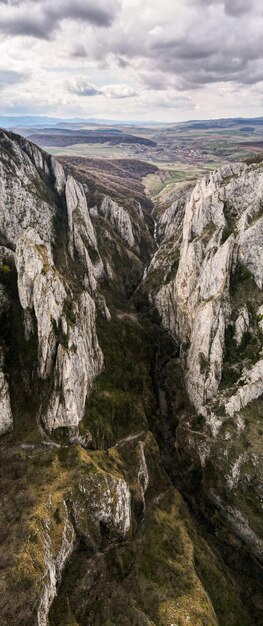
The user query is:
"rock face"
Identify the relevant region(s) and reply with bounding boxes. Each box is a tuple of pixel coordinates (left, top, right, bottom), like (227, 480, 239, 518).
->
(97, 196, 136, 248)
(44, 290, 103, 432)
(36, 464, 132, 626)
(0, 354, 12, 435)
(16, 226, 103, 431)
(0, 130, 105, 435)
(65, 175, 103, 292)
(0, 131, 262, 626)
(37, 501, 76, 626)
(0, 131, 56, 248)
(148, 161, 263, 564)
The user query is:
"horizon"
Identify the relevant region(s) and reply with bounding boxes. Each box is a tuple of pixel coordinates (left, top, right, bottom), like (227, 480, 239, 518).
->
(1, 114, 263, 128)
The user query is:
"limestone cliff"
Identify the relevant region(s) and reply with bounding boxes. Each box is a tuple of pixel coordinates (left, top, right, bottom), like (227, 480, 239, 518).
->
(0, 129, 105, 436)
(147, 162, 263, 565)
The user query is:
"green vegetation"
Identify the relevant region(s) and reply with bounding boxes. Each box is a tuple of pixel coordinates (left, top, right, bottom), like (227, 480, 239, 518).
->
(87, 243, 100, 264)
(82, 312, 156, 447)
(222, 200, 238, 241)
(220, 304, 263, 391)
(49, 485, 254, 626)
(219, 261, 263, 386)
(161, 246, 181, 284)
(201, 220, 218, 243)
(231, 261, 253, 285)
(42, 119, 263, 179)
(0, 263, 11, 273)
(199, 353, 209, 373)
(63, 297, 76, 325)
(221, 222, 235, 242)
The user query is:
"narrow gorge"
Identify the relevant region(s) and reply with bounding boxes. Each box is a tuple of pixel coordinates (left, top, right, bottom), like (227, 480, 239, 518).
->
(0, 129, 262, 626)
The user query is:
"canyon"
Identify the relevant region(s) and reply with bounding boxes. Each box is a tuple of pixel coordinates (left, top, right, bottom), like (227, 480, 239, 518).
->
(0, 129, 262, 626)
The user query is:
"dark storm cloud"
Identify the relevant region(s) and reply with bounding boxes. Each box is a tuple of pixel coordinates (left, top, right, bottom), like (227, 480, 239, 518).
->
(190, 0, 254, 16)
(0, 14, 51, 38)
(98, 0, 262, 91)
(151, 37, 217, 61)
(0, 0, 120, 38)
(148, 48, 262, 90)
(224, 0, 253, 16)
(0, 69, 27, 88)
(52, 1, 118, 26)
(189, 0, 220, 5)
(147, 37, 248, 85)
(116, 57, 129, 68)
(139, 71, 169, 91)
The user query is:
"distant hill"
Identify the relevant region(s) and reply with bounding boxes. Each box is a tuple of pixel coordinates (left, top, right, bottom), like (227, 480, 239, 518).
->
(0, 115, 159, 128)
(1, 114, 263, 130)
(27, 132, 156, 148)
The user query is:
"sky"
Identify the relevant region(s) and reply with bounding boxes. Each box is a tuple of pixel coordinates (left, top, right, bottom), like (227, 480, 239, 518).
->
(0, 0, 263, 122)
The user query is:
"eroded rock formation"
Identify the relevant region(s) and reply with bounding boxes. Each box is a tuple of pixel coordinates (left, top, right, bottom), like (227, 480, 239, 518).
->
(147, 162, 263, 565)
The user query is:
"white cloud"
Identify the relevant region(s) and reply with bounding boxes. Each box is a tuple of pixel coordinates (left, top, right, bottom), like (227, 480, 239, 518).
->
(102, 84, 137, 98)
(66, 78, 102, 96)
(65, 78, 136, 99)
(0, 68, 28, 88)
(0, 0, 120, 38)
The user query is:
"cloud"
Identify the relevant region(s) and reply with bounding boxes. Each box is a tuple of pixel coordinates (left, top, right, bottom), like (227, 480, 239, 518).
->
(116, 56, 129, 68)
(99, 1, 263, 91)
(152, 92, 195, 109)
(188, 0, 252, 13)
(0, 68, 27, 88)
(0, 0, 120, 39)
(224, 0, 253, 16)
(71, 44, 88, 58)
(66, 78, 102, 96)
(102, 84, 137, 98)
(66, 78, 137, 99)
(0, 1, 25, 4)
(139, 71, 170, 91)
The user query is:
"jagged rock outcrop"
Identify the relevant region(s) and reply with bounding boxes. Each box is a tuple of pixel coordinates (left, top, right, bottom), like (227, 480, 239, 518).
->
(16, 228, 67, 377)
(0, 442, 132, 626)
(44, 290, 103, 432)
(147, 161, 263, 564)
(95, 196, 136, 248)
(37, 501, 76, 626)
(0, 131, 106, 435)
(0, 256, 13, 434)
(65, 175, 103, 291)
(149, 163, 263, 414)
(36, 466, 131, 626)
(16, 227, 103, 432)
(70, 469, 131, 543)
(0, 131, 56, 248)
(0, 130, 155, 438)
(0, 353, 12, 435)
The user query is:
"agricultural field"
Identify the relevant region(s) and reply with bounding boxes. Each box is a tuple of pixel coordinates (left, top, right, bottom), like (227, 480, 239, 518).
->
(12, 116, 263, 198)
